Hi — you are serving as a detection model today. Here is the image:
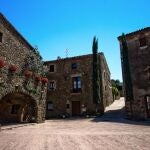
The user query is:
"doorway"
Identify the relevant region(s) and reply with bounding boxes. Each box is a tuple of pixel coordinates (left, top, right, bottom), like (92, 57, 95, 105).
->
(72, 101, 81, 116)
(0, 92, 37, 124)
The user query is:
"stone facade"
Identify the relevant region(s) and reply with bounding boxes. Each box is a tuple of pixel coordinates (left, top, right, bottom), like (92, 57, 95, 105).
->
(118, 27, 150, 120)
(44, 53, 113, 118)
(0, 13, 47, 123)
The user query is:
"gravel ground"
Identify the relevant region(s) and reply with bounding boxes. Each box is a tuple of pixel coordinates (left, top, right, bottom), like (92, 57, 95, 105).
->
(0, 98, 150, 150)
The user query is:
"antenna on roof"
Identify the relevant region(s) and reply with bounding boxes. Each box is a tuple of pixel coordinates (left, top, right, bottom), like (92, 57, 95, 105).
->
(65, 49, 69, 58)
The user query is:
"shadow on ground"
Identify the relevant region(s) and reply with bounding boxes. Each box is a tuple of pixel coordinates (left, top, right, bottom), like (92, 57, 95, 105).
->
(91, 107, 150, 126)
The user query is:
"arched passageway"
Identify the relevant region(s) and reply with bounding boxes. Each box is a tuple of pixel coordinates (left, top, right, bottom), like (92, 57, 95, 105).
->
(0, 92, 37, 124)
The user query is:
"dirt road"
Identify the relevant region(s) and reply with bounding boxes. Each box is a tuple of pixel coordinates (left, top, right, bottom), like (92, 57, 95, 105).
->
(0, 98, 150, 150)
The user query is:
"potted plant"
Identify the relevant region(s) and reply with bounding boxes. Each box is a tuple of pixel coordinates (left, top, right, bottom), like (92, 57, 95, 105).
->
(9, 65, 17, 73)
(24, 70, 33, 77)
(35, 75, 41, 81)
(41, 77, 48, 84)
(0, 59, 5, 68)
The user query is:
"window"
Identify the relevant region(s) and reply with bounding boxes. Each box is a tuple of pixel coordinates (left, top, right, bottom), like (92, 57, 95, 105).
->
(47, 102, 53, 111)
(66, 104, 70, 109)
(72, 76, 81, 93)
(11, 104, 20, 114)
(0, 32, 3, 43)
(146, 96, 150, 109)
(48, 81, 56, 90)
(139, 37, 147, 47)
(49, 65, 55, 72)
(71, 63, 77, 69)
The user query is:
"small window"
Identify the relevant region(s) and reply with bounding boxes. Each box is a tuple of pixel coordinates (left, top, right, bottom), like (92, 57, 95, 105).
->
(11, 104, 20, 114)
(48, 81, 56, 90)
(139, 37, 147, 47)
(49, 65, 55, 72)
(0, 32, 3, 43)
(47, 101, 53, 111)
(71, 63, 77, 69)
(66, 104, 70, 109)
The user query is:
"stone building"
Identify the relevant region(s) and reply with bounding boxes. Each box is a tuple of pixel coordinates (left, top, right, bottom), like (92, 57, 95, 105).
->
(44, 53, 113, 118)
(0, 13, 47, 123)
(118, 27, 150, 120)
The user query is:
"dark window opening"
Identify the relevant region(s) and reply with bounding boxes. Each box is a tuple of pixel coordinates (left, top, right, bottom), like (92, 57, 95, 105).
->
(11, 104, 20, 114)
(72, 76, 81, 93)
(49, 65, 55, 72)
(47, 101, 53, 111)
(0, 32, 3, 43)
(49, 81, 55, 90)
(139, 37, 147, 47)
(71, 63, 77, 69)
(66, 104, 70, 109)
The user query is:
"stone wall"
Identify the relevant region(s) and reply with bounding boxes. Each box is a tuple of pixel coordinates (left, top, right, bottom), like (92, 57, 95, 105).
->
(45, 54, 113, 118)
(0, 13, 47, 123)
(118, 28, 150, 120)
(100, 53, 113, 108)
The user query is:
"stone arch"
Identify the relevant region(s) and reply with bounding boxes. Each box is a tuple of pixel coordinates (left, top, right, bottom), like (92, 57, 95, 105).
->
(0, 89, 38, 124)
(0, 86, 39, 103)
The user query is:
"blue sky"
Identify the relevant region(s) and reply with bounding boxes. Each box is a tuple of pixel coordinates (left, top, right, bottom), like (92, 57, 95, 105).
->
(0, 0, 150, 81)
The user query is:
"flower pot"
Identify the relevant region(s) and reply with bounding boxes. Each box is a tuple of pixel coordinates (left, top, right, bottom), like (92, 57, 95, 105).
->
(35, 75, 41, 81)
(24, 70, 33, 77)
(41, 77, 48, 84)
(9, 65, 17, 73)
(0, 59, 5, 68)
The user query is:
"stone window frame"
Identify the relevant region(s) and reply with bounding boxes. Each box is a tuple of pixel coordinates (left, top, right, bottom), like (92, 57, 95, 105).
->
(48, 80, 56, 91)
(49, 64, 56, 73)
(0, 32, 3, 43)
(47, 101, 53, 111)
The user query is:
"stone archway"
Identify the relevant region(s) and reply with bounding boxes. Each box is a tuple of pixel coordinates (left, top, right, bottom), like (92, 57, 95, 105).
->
(0, 92, 37, 124)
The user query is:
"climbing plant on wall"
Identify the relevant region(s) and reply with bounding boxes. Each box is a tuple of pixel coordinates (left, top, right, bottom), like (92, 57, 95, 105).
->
(121, 33, 134, 101)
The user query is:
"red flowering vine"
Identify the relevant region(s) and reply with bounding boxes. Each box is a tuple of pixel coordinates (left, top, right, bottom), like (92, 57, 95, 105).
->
(9, 65, 17, 73)
(41, 77, 48, 84)
(0, 59, 5, 68)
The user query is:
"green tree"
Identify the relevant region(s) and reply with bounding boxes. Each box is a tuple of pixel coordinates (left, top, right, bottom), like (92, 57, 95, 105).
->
(92, 36, 101, 110)
(121, 34, 133, 101)
(112, 86, 119, 101)
(111, 79, 122, 100)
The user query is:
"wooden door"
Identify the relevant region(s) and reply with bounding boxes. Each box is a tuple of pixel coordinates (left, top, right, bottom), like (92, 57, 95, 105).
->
(72, 101, 81, 116)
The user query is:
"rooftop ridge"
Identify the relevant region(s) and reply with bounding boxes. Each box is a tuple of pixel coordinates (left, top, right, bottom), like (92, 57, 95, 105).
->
(44, 52, 103, 63)
(118, 27, 150, 40)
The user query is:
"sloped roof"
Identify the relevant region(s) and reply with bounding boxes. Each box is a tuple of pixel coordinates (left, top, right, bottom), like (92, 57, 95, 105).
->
(0, 12, 34, 50)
